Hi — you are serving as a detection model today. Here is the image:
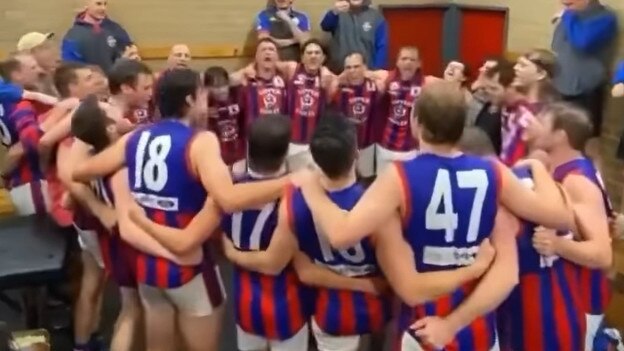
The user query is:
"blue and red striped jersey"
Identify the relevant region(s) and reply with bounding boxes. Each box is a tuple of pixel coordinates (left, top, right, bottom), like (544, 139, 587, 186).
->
(243, 74, 287, 123)
(221, 173, 309, 340)
(553, 157, 613, 316)
(289, 182, 390, 336)
(378, 70, 422, 151)
(396, 153, 500, 350)
(334, 79, 379, 148)
(287, 64, 326, 144)
(207, 87, 246, 166)
(497, 166, 586, 351)
(125, 120, 206, 288)
(0, 100, 44, 188)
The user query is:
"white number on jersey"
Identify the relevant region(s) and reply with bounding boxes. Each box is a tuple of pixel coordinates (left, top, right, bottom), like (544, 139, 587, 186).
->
(315, 219, 366, 264)
(134, 131, 172, 192)
(230, 202, 276, 250)
(0, 105, 12, 146)
(425, 169, 489, 243)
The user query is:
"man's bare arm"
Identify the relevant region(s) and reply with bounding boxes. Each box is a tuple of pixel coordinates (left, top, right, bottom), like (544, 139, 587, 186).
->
(498, 160, 573, 229)
(110, 169, 201, 265)
(129, 198, 222, 255)
(72, 133, 129, 182)
(1, 143, 24, 175)
(300, 164, 403, 249)
(374, 213, 494, 306)
(431, 207, 519, 336)
(551, 176, 612, 269)
(222, 198, 296, 275)
(192, 132, 289, 213)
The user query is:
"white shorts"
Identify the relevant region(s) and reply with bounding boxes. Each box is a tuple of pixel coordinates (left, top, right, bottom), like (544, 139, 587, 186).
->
(230, 158, 247, 178)
(312, 318, 363, 351)
(138, 267, 226, 317)
(399, 331, 500, 351)
(9, 180, 50, 216)
(585, 313, 604, 351)
(237, 323, 309, 351)
(375, 145, 418, 173)
(357, 144, 376, 178)
(74, 223, 104, 268)
(286, 143, 315, 172)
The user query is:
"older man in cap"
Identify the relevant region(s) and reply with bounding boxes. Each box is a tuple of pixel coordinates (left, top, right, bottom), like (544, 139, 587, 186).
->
(17, 32, 61, 96)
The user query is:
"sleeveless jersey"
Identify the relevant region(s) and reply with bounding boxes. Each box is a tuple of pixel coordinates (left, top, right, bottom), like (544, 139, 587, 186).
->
(287, 64, 325, 144)
(497, 166, 585, 351)
(379, 70, 422, 151)
(335, 79, 379, 148)
(396, 153, 499, 350)
(207, 87, 246, 165)
(221, 175, 308, 340)
(500, 100, 543, 166)
(0, 100, 45, 189)
(553, 157, 613, 316)
(125, 120, 206, 288)
(244, 74, 287, 123)
(289, 183, 390, 336)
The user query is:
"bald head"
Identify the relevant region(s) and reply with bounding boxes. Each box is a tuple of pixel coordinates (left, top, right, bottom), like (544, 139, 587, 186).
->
(167, 44, 191, 69)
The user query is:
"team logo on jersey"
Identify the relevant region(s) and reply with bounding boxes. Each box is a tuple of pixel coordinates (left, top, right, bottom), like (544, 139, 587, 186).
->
(272, 76, 285, 88)
(389, 81, 400, 91)
(389, 102, 408, 127)
(410, 86, 422, 97)
(362, 21, 372, 32)
(134, 108, 148, 123)
(227, 104, 240, 115)
(106, 35, 117, 48)
(263, 92, 277, 109)
(217, 120, 238, 142)
(300, 91, 314, 107)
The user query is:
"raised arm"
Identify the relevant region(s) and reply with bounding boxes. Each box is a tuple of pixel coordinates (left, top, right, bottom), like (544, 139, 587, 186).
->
(110, 168, 200, 265)
(300, 164, 403, 249)
(498, 159, 573, 229)
(414, 207, 519, 347)
(129, 198, 222, 256)
(192, 132, 289, 213)
(72, 132, 129, 182)
(374, 213, 494, 306)
(560, 9, 617, 53)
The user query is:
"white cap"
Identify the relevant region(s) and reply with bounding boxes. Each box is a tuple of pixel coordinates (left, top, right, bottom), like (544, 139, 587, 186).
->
(17, 32, 54, 51)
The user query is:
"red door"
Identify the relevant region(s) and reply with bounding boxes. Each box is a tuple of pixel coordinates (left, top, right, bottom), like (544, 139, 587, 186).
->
(458, 8, 507, 77)
(382, 6, 446, 76)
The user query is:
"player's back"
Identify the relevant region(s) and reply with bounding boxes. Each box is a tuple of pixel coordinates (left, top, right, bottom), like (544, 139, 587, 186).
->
(397, 153, 499, 350)
(290, 182, 390, 336)
(553, 157, 613, 316)
(220, 173, 309, 340)
(497, 166, 585, 351)
(125, 120, 206, 288)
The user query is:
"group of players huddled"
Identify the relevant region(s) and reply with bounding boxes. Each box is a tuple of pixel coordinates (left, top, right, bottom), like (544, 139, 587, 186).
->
(0, 37, 619, 351)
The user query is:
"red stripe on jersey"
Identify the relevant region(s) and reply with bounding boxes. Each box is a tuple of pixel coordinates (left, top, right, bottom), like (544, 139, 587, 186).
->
(260, 274, 278, 338)
(365, 293, 384, 332)
(551, 270, 573, 350)
(599, 271, 611, 313)
(238, 270, 253, 332)
(521, 275, 543, 350)
(338, 290, 356, 334)
(579, 267, 591, 311)
(136, 254, 147, 283)
(285, 270, 305, 332)
(155, 256, 168, 287)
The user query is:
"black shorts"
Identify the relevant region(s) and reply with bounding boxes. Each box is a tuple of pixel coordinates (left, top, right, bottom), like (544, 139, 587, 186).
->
(562, 86, 606, 137)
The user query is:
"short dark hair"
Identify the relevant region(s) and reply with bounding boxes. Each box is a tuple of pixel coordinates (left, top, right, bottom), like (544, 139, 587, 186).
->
(301, 38, 327, 56)
(310, 114, 357, 179)
(484, 59, 515, 87)
(0, 57, 21, 82)
(108, 59, 153, 95)
(248, 114, 291, 173)
(458, 127, 496, 156)
(344, 51, 367, 65)
(256, 37, 277, 50)
(157, 68, 201, 118)
(54, 62, 89, 98)
(71, 94, 114, 153)
(416, 81, 466, 145)
(543, 102, 593, 151)
(203, 66, 229, 87)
